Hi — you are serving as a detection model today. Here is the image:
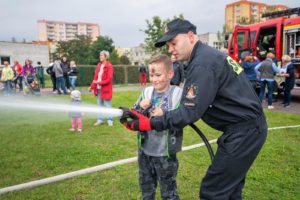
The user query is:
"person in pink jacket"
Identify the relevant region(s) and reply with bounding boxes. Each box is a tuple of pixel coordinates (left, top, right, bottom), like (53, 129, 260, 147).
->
(89, 50, 114, 126)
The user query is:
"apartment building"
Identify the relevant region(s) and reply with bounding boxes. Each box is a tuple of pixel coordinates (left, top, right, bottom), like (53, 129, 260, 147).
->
(37, 20, 100, 42)
(225, 0, 288, 33)
(198, 32, 223, 50)
(128, 44, 151, 65)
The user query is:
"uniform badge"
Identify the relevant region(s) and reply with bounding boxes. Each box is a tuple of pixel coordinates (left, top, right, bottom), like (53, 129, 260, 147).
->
(226, 56, 243, 75)
(185, 85, 197, 99)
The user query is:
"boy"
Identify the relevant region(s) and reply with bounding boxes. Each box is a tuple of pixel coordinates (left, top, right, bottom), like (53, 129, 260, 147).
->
(130, 54, 183, 200)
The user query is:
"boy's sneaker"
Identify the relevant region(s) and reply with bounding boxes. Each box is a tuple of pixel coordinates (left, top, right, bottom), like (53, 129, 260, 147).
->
(283, 104, 290, 108)
(108, 121, 113, 126)
(77, 129, 82, 132)
(69, 128, 76, 132)
(94, 121, 103, 126)
(267, 105, 274, 110)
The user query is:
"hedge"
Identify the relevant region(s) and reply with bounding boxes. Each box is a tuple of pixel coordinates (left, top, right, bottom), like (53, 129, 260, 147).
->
(76, 65, 144, 86)
(0, 65, 146, 87)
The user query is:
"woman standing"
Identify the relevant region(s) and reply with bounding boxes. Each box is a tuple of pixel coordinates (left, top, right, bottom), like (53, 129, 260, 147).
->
(13, 60, 23, 92)
(89, 50, 114, 126)
(22, 59, 34, 77)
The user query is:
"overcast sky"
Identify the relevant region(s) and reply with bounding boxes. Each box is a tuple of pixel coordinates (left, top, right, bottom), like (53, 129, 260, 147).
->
(0, 0, 299, 47)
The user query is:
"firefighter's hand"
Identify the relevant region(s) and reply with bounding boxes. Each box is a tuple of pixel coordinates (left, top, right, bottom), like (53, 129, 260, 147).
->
(119, 108, 152, 131)
(150, 108, 164, 117)
(139, 99, 151, 110)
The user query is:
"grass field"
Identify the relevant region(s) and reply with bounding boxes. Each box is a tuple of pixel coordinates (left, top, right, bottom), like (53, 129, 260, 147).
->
(0, 91, 299, 199)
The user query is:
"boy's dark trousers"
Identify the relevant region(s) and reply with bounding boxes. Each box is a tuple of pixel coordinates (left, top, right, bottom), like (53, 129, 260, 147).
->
(200, 114, 267, 200)
(138, 150, 180, 200)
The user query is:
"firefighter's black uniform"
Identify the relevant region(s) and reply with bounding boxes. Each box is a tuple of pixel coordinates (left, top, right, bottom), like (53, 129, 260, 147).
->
(150, 41, 268, 200)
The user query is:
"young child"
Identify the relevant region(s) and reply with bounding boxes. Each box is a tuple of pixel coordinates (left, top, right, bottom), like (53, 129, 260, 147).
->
(68, 61, 79, 90)
(132, 54, 183, 200)
(1, 61, 14, 95)
(69, 90, 83, 132)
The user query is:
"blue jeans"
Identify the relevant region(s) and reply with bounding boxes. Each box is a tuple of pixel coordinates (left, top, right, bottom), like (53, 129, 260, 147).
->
(56, 76, 68, 94)
(259, 80, 274, 106)
(69, 76, 77, 90)
(97, 89, 113, 122)
(4, 80, 12, 95)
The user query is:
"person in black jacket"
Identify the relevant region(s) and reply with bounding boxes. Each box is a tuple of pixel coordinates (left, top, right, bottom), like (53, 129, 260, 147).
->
(68, 61, 79, 90)
(46, 62, 56, 92)
(120, 18, 267, 200)
(138, 63, 147, 86)
(278, 55, 295, 107)
(61, 56, 71, 91)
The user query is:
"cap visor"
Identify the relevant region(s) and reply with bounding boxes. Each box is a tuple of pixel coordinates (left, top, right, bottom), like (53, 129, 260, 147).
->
(154, 33, 176, 48)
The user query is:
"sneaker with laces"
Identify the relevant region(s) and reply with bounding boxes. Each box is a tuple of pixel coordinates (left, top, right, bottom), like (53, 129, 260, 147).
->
(267, 105, 274, 109)
(77, 129, 82, 132)
(69, 128, 75, 131)
(108, 121, 113, 126)
(94, 121, 103, 126)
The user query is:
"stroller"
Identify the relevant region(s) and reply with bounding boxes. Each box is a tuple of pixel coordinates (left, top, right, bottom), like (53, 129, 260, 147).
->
(23, 74, 41, 96)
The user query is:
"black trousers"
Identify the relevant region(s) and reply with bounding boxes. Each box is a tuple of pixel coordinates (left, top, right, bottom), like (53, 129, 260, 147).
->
(63, 74, 70, 89)
(200, 114, 267, 200)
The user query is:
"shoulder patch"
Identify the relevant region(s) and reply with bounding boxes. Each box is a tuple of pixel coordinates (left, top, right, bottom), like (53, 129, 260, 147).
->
(226, 56, 243, 75)
(185, 85, 197, 99)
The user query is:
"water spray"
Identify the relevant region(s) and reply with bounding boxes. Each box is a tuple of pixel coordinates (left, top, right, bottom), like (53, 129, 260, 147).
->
(0, 100, 123, 117)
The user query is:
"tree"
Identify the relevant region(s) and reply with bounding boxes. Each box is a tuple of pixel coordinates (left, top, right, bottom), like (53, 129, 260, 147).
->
(120, 55, 131, 65)
(142, 15, 184, 55)
(89, 36, 119, 65)
(238, 16, 257, 25)
(52, 35, 92, 64)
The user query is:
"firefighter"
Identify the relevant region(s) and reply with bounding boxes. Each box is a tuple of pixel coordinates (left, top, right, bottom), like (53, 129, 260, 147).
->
(120, 18, 267, 200)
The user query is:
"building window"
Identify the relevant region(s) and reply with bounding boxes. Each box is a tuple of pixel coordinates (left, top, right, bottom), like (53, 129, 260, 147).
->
(0, 56, 11, 65)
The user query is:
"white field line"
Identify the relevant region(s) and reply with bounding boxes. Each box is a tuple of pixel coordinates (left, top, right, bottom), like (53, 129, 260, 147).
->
(0, 124, 299, 195)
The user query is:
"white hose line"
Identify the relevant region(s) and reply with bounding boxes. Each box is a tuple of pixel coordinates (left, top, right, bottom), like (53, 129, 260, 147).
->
(0, 124, 299, 195)
(0, 101, 124, 117)
(0, 157, 137, 195)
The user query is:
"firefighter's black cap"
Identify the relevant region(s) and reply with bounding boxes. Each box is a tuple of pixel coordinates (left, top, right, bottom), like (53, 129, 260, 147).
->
(155, 18, 197, 48)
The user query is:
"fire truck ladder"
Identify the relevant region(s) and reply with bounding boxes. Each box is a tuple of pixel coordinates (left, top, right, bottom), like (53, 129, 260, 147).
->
(262, 7, 300, 19)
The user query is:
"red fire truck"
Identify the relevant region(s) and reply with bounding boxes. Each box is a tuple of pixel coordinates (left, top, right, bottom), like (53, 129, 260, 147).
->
(226, 7, 300, 86)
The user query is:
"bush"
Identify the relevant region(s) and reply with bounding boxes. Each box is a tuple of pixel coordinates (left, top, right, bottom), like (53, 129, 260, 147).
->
(77, 66, 95, 86)
(75, 65, 141, 86)
(113, 66, 125, 84)
(127, 66, 140, 84)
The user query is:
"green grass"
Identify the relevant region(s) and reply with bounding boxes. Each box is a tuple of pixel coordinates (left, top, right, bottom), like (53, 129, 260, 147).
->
(0, 91, 299, 199)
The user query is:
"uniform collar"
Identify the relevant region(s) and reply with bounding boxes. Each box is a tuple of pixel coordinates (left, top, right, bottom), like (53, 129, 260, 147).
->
(186, 40, 201, 67)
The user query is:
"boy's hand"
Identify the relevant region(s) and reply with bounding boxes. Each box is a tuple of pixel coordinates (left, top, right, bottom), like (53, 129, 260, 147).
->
(150, 108, 164, 117)
(139, 99, 151, 110)
(119, 108, 152, 131)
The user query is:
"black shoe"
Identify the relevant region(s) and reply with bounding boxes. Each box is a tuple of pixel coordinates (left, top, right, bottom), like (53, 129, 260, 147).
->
(280, 102, 285, 104)
(283, 104, 290, 108)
